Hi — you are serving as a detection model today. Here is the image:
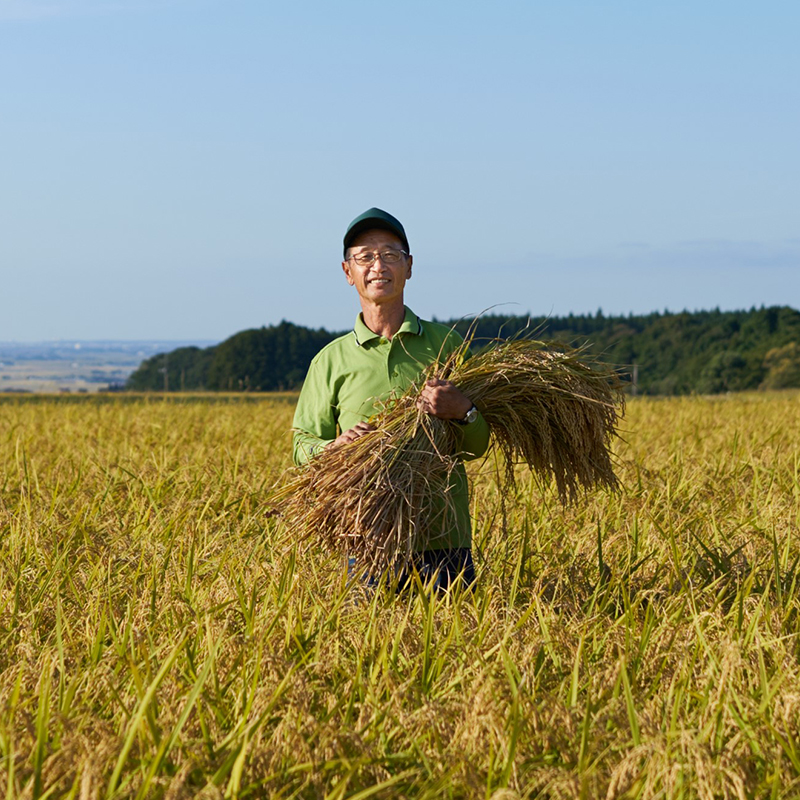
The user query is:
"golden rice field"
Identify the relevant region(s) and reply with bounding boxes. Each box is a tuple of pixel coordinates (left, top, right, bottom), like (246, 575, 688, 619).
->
(0, 392, 799, 799)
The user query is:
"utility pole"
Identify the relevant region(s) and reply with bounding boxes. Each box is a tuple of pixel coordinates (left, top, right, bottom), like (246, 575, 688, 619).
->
(632, 362, 638, 396)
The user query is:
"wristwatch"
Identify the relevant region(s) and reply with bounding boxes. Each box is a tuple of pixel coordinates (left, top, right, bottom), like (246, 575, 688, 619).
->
(457, 404, 479, 425)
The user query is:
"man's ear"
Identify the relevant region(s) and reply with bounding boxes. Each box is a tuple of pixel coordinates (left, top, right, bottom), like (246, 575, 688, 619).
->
(342, 260, 355, 286)
(406, 254, 413, 280)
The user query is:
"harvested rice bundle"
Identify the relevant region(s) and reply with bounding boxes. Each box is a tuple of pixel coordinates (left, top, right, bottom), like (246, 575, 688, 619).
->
(451, 339, 623, 500)
(271, 391, 460, 574)
(270, 337, 624, 573)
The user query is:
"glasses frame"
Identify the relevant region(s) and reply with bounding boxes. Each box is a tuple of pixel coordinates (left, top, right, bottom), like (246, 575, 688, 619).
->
(346, 248, 409, 267)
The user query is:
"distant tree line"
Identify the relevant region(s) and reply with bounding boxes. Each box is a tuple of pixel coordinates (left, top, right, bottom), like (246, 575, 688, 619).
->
(126, 306, 800, 395)
(126, 322, 335, 392)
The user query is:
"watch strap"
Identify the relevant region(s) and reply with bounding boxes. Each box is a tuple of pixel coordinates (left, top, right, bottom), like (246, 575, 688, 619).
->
(456, 404, 478, 425)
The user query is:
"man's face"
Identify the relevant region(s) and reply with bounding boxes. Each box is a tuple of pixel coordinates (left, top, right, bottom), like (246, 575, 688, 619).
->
(342, 229, 412, 305)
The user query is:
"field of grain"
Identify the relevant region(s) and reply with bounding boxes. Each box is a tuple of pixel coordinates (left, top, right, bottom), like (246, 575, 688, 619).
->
(0, 392, 798, 799)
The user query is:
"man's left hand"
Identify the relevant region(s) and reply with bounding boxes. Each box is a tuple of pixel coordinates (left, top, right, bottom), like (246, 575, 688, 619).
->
(417, 379, 473, 420)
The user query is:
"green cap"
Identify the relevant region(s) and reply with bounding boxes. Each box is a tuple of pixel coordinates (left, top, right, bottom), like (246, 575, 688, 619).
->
(343, 208, 409, 258)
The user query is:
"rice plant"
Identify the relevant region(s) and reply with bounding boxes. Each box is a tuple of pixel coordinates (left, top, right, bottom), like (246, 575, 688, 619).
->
(0, 391, 798, 798)
(271, 338, 625, 574)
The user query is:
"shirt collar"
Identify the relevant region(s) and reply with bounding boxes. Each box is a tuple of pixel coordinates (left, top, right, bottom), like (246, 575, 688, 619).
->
(352, 306, 423, 346)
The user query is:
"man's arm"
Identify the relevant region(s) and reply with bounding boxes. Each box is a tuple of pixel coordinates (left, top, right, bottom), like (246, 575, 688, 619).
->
(292, 429, 334, 466)
(292, 355, 377, 465)
(417, 378, 490, 461)
(291, 356, 338, 466)
(457, 410, 491, 461)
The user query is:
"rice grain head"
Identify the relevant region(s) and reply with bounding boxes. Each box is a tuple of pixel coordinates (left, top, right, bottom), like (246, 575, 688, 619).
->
(270, 334, 625, 573)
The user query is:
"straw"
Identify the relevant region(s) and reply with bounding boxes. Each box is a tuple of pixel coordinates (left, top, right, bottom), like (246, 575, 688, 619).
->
(269, 335, 625, 574)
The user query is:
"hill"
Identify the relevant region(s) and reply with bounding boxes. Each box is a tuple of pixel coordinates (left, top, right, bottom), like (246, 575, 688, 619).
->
(126, 306, 800, 395)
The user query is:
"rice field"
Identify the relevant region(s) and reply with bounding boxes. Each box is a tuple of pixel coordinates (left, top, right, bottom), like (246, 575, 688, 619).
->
(0, 391, 798, 798)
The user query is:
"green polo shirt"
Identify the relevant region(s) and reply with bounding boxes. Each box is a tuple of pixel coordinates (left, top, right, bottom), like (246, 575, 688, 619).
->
(292, 306, 490, 550)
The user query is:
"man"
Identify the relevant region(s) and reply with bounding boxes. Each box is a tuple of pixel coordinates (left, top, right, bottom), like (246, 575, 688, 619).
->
(292, 208, 490, 589)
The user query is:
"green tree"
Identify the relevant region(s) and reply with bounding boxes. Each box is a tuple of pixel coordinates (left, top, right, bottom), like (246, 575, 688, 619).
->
(697, 351, 749, 394)
(126, 306, 800, 396)
(761, 342, 800, 389)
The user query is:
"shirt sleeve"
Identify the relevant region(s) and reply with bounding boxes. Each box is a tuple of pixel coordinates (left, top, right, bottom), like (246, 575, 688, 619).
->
(455, 410, 491, 461)
(291, 353, 338, 466)
(440, 328, 491, 461)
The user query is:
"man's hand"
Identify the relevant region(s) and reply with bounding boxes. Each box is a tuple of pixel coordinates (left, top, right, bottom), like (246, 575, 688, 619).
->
(417, 379, 473, 420)
(327, 421, 376, 450)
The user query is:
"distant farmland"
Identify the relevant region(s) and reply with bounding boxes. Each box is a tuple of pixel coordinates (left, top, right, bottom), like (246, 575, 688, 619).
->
(0, 340, 215, 394)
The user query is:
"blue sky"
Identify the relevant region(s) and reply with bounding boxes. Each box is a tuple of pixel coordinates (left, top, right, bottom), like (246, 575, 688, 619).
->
(2, 0, 798, 340)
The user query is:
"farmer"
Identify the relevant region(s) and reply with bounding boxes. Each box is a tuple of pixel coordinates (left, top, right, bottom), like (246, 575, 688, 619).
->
(292, 208, 490, 589)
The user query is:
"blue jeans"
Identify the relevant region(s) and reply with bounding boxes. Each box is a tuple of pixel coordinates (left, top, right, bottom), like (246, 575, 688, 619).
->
(347, 548, 476, 593)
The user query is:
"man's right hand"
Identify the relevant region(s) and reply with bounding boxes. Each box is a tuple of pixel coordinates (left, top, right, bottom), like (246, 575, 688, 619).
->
(327, 421, 376, 450)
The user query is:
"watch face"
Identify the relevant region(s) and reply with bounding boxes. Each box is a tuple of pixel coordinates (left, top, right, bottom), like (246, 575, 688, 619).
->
(465, 407, 478, 424)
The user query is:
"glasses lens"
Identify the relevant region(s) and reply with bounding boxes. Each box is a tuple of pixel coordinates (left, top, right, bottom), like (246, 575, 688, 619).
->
(353, 253, 376, 266)
(380, 250, 401, 263)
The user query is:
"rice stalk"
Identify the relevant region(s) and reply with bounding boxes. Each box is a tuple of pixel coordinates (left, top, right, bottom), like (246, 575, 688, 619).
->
(270, 336, 625, 573)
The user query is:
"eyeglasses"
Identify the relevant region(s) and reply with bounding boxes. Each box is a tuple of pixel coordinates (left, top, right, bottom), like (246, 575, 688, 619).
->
(347, 248, 408, 267)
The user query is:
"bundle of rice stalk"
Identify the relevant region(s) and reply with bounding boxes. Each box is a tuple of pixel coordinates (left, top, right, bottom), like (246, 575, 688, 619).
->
(269, 336, 624, 574)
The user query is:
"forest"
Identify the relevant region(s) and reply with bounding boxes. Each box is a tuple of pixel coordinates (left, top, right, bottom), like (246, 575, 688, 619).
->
(126, 305, 800, 394)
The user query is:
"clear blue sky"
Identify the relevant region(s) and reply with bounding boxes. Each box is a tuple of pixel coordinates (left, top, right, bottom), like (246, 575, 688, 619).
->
(2, 0, 798, 341)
